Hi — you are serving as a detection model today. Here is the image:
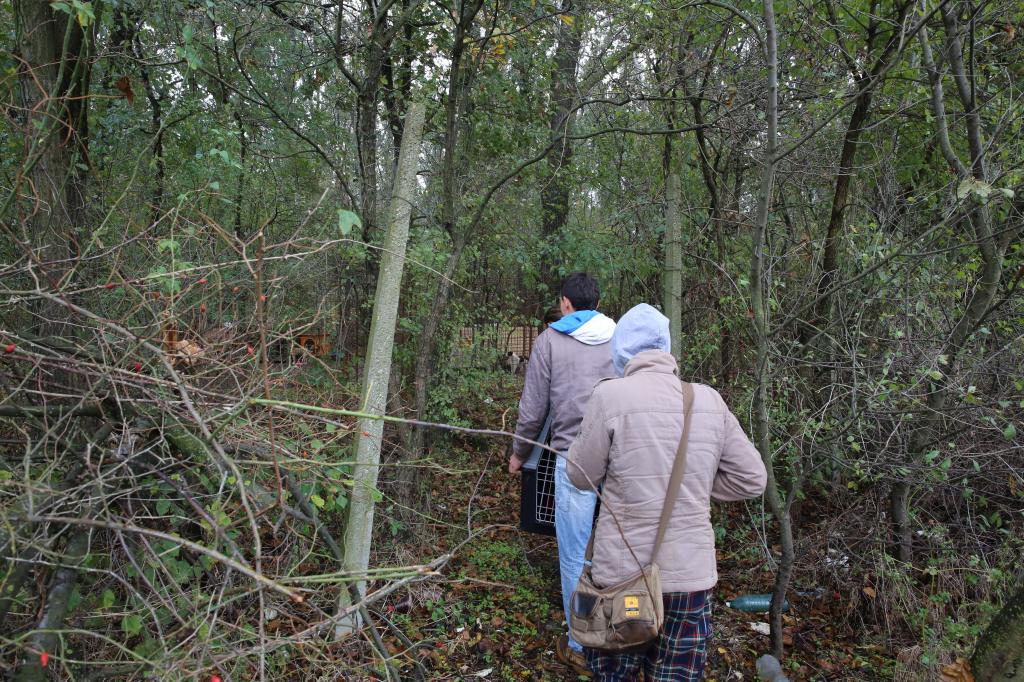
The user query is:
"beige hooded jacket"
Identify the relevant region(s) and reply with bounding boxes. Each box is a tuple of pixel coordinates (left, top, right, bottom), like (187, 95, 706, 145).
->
(565, 349, 766, 594)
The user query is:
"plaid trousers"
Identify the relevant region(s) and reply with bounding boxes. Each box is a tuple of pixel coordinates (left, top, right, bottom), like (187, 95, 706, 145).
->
(585, 590, 712, 681)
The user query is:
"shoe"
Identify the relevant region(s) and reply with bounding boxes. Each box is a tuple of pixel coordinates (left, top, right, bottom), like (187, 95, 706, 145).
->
(556, 634, 591, 677)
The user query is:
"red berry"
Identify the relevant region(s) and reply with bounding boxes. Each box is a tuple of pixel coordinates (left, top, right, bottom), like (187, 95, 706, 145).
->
(199, 303, 207, 313)
(246, 345, 255, 356)
(4, 344, 14, 354)
(211, 676, 222, 682)
(39, 651, 48, 667)
(104, 282, 115, 289)
(259, 294, 267, 303)
(198, 278, 208, 285)
(133, 362, 142, 372)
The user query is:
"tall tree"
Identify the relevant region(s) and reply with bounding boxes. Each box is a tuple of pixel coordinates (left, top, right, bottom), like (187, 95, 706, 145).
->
(407, 0, 486, 514)
(13, 0, 94, 339)
(538, 1, 583, 296)
(338, 99, 425, 634)
(748, 0, 788, 659)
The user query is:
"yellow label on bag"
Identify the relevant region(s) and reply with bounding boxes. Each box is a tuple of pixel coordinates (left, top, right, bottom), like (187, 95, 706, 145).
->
(624, 595, 640, 617)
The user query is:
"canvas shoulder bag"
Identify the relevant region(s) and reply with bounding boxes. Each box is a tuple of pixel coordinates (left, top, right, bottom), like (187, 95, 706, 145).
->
(568, 382, 695, 652)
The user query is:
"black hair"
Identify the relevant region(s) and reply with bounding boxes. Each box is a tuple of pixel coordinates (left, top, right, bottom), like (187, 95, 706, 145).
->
(543, 306, 563, 325)
(560, 272, 600, 311)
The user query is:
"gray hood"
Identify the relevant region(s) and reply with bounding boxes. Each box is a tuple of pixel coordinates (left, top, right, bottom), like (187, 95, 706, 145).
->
(610, 303, 671, 375)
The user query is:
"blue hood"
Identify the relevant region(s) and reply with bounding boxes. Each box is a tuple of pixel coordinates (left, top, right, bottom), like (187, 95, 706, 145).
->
(611, 303, 671, 376)
(550, 310, 616, 346)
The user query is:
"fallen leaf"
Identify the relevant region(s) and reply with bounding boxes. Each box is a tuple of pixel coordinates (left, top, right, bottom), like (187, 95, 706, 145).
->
(941, 658, 975, 682)
(115, 76, 135, 104)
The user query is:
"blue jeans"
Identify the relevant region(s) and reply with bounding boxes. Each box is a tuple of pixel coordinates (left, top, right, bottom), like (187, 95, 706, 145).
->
(555, 456, 598, 653)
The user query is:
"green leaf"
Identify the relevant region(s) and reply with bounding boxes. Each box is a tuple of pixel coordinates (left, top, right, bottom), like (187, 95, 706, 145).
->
(75, 1, 95, 26)
(956, 177, 992, 201)
(1004, 423, 1018, 441)
(311, 439, 325, 452)
(123, 614, 143, 636)
(337, 209, 362, 236)
(101, 589, 116, 609)
(68, 587, 83, 613)
(156, 498, 171, 515)
(927, 370, 943, 381)
(310, 493, 326, 509)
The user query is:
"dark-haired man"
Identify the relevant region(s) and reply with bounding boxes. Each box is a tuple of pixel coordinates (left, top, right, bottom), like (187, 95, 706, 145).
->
(509, 272, 616, 674)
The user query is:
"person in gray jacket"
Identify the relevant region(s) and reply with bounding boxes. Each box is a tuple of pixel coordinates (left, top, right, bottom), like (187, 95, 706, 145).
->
(509, 272, 616, 673)
(566, 303, 767, 681)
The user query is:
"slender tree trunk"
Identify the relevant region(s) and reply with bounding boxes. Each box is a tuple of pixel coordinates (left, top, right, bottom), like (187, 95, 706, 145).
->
(749, 0, 791, 660)
(406, 0, 485, 512)
(135, 40, 165, 228)
(337, 100, 425, 636)
(815, 91, 872, 319)
(664, 171, 682, 360)
(539, 2, 582, 294)
(813, 0, 912, 330)
(356, 78, 381, 242)
(659, 41, 683, 362)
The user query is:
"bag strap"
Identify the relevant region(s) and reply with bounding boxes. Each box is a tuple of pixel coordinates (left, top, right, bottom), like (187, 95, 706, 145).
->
(582, 382, 694, 564)
(651, 382, 694, 564)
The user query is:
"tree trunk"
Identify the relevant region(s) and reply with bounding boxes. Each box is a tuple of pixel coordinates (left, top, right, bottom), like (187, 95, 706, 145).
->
(405, 0, 485, 516)
(337, 100, 425, 637)
(749, 0, 787, 660)
(813, 0, 912, 332)
(664, 171, 682, 360)
(539, 1, 582, 294)
(971, 579, 1024, 681)
(14, 0, 92, 340)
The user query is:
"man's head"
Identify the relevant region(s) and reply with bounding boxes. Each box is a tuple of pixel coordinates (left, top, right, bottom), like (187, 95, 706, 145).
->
(559, 272, 600, 314)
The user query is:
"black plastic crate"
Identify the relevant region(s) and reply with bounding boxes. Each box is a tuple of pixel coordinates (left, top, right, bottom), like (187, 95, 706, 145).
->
(520, 415, 556, 536)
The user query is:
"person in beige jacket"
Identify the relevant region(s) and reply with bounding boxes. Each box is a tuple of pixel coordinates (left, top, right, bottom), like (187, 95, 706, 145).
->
(566, 303, 767, 681)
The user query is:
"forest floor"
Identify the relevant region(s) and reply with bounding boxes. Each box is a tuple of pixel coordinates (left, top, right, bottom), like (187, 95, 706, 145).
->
(367, 374, 899, 681)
